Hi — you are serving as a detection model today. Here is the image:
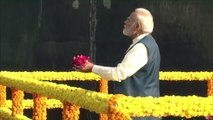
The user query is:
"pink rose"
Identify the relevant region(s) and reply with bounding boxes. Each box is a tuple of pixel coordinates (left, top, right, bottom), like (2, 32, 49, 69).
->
(205, 116, 213, 120)
(71, 54, 92, 67)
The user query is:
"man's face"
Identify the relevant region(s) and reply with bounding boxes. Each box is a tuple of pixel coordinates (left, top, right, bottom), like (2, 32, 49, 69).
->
(123, 12, 137, 37)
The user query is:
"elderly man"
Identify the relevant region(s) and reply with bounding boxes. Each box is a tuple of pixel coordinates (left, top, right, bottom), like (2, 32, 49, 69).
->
(74, 8, 161, 120)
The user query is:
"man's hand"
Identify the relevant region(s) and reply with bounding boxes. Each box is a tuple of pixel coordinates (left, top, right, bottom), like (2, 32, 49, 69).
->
(73, 60, 94, 72)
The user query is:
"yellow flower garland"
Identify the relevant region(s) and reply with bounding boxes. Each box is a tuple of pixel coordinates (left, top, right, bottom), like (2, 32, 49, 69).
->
(108, 94, 131, 120)
(63, 102, 80, 120)
(6, 99, 63, 109)
(0, 107, 31, 120)
(0, 71, 101, 81)
(99, 79, 108, 120)
(2, 75, 213, 118)
(208, 77, 213, 96)
(12, 89, 24, 116)
(159, 71, 213, 81)
(0, 85, 6, 107)
(1, 71, 213, 119)
(0, 75, 112, 114)
(1, 71, 212, 81)
(33, 94, 47, 120)
(109, 95, 213, 118)
(99, 79, 108, 94)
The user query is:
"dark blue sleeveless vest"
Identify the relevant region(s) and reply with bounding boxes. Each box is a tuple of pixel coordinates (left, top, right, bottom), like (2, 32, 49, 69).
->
(113, 35, 160, 97)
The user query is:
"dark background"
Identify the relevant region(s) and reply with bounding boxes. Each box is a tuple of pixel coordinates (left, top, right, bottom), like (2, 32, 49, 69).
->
(0, 0, 212, 120)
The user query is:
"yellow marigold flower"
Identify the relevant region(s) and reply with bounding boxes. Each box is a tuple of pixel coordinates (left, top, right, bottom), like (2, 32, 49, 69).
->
(1, 71, 213, 119)
(63, 102, 80, 120)
(0, 85, 6, 107)
(12, 89, 24, 116)
(33, 94, 47, 120)
(0, 108, 31, 120)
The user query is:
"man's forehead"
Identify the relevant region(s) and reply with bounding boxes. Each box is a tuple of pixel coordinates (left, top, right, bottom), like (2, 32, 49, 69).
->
(128, 12, 138, 21)
(129, 12, 136, 18)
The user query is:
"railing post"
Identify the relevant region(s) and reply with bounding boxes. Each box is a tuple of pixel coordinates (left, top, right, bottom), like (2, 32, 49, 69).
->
(11, 88, 24, 116)
(108, 94, 131, 120)
(99, 79, 108, 120)
(207, 76, 213, 96)
(206, 76, 213, 120)
(62, 102, 80, 120)
(0, 85, 6, 107)
(33, 94, 47, 120)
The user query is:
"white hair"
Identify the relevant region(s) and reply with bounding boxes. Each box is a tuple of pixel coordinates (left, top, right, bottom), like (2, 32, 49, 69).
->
(135, 8, 154, 34)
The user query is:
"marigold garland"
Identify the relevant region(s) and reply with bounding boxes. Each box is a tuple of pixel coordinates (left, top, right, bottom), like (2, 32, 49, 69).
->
(0, 71, 101, 81)
(99, 79, 108, 94)
(110, 95, 213, 118)
(0, 85, 6, 107)
(108, 94, 131, 120)
(208, 77, 213, 96)
(0, 75, 112, 114)
(159, 71, 213, 81)
(0, 71, 212, 81)
(33, 94, 47, 120)
(1, 71, 213, 119)
(0, 107, 31, 120)
(99, 79, 108, 120)
(6, 99, 63, 109)
(63, 102, 80, 120)
(11, 89, 24, 116)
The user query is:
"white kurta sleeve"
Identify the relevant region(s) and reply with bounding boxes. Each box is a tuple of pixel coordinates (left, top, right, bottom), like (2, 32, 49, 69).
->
(92, 43, 148, 82)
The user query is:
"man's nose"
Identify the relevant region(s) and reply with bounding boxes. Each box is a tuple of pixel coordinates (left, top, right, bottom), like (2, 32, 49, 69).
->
(124, 20, 127, 25)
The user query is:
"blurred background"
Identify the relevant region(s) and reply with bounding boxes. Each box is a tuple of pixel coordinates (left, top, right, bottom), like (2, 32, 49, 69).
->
(0, 0, 212, 119)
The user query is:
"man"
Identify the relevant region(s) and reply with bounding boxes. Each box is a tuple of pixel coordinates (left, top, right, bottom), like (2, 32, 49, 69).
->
(74, 8, 161, 120)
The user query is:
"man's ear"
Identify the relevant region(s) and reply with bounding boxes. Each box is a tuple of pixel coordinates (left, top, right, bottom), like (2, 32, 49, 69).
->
(136, 22, 142, 32)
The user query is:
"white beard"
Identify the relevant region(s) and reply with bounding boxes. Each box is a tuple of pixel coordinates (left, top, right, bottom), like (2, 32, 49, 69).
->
(123, 24, 135, 37)
(123, 27, 131, 36)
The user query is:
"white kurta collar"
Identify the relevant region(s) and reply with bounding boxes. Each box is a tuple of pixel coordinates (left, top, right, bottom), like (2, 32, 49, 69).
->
(132, 33, 149, 45)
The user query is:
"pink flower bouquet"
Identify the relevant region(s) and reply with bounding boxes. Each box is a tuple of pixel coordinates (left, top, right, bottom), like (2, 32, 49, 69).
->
(71, 54, 92, 67)
(205, 116, 213, 120)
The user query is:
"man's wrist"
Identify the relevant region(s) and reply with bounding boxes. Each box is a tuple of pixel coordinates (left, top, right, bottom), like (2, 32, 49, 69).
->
(90, 64, 94, 72)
